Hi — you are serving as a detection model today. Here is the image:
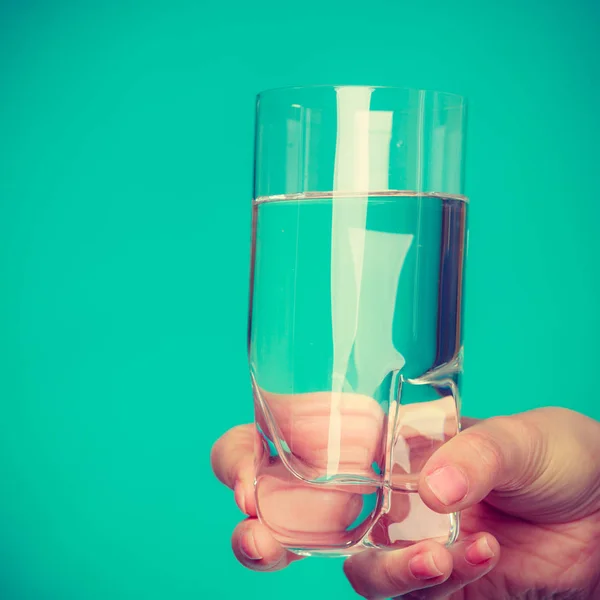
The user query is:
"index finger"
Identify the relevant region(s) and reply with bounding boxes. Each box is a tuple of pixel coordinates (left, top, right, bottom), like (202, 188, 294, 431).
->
(211, 424, 258, 505)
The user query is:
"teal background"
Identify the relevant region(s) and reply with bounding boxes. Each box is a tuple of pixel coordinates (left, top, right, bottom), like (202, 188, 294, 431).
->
(0, 0, 598, 598)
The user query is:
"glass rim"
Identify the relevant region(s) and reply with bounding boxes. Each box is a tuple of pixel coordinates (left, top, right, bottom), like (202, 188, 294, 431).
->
(256, 84, 466, 105)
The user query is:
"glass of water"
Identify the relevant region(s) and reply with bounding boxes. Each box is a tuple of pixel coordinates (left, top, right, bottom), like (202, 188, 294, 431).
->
(248, 85, 467, 556)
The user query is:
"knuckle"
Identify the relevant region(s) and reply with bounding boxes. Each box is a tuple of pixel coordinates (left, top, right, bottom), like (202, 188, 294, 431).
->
(210, 424, 252, 484)
(228, 423, 252, 441)
(209, 435, 225, 472)
(483, 414, 541, 489)
(211, 425, 251, 461)
(381, 553, 409, 593)
(343, 559, 372, 598)
(460, 428, 505, 476)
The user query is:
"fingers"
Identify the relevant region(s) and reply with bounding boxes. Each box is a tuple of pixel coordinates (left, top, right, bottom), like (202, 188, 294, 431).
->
(418, 408, 600, 522)
(212, 426, 300, 572)
(343, 533, 500, 600)
(367, 492, 454, 550)
(256, 389, 385, 480)
(418, 413, 540, 514)
(343, 540, 453, 600)
(401, 533, 500, 599)
(389, 396, 459, 491)
(232, 518, 300, 572)
(211, 424, 258, 516)
(256, 466, 365, 538)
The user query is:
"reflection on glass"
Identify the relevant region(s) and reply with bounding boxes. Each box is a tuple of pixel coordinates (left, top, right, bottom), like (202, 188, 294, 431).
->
(249, 86, 467, 555)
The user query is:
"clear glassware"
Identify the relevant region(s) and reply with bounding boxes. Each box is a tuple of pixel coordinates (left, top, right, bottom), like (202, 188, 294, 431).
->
(248, 85, 467, 556)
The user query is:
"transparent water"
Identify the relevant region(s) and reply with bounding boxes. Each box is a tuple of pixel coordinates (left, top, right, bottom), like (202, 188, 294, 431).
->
(248, 191, 467, 556)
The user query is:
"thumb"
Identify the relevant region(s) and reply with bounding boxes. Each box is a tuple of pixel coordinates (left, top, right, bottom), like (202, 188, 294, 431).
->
(418, 407, 600, 523)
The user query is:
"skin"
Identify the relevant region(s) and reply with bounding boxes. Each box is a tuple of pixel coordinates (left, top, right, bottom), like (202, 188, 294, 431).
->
(211, 404, 600, 599)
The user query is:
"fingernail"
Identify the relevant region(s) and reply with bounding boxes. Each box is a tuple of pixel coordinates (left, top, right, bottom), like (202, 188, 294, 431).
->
(234, 482, 247, 515)
(465, 536, 495, 566)
(425, 466, 469, 506)
(408, 552, 443, 580)
(240, 531, 263, 561)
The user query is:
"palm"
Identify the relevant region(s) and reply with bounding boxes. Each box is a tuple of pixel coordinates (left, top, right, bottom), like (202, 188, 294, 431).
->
(212, 404, 600, 599)
(451, 500, 600, 598)
(251, 392, 600, 596)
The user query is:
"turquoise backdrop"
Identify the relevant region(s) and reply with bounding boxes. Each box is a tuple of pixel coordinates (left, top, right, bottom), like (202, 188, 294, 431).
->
(1, 1, 598, 598)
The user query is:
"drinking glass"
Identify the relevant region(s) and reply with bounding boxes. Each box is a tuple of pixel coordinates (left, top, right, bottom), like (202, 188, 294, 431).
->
(248, 85, 467, 556)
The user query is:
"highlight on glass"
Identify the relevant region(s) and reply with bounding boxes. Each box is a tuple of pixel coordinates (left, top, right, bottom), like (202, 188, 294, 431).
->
(248, 85, 468, 556)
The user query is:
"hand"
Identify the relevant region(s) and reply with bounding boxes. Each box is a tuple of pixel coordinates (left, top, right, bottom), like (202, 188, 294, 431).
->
(211, 407, 600, 598)
(211, 391, 458, 563)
